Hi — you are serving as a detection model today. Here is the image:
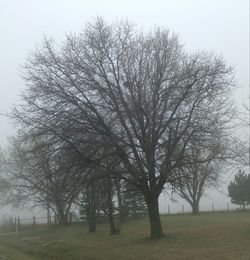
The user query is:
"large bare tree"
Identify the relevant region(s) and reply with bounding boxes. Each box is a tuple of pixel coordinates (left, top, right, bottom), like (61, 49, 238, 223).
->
(12, 19, 234, 238)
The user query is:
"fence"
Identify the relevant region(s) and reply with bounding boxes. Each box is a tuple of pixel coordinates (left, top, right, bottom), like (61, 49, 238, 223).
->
(0, 203, 247, 234)
(165, 202, 234, 215)
(0, 213, 78, 233)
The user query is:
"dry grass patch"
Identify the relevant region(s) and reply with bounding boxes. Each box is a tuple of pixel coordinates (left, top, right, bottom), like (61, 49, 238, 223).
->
(0, 212, 248, 259)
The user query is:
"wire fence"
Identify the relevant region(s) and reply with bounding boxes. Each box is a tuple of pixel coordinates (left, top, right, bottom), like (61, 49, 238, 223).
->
(0, 213, 83, 233)
(165, 202, 232, 215)
(0, 203, 247, 234)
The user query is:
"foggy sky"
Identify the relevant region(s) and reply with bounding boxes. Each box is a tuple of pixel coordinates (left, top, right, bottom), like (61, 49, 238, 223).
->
(0, 0, 249, 215)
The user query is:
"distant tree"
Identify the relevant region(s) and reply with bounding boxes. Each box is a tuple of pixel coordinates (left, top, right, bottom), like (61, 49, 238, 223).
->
(77, 168, 107, 233)
(174, 137, 229, 215)
(228, 170, 250, 209)
(78, 166, 120, 234)
(6, 137, 84, 224)
(11, 18, 235, 238)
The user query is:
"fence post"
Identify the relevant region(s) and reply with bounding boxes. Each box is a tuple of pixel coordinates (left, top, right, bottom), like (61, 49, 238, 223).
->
(212, 203, 214, 212)
(182, 204, 184, 214)
(227, 203, 229, 212)
(17, 216, 20, 228)
(168, 205, 170, 215)
(70, 213, 72, 224)
(15, 217, 18, 237)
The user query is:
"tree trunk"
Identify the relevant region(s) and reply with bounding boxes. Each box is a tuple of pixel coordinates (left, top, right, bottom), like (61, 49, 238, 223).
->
(191, 200, 199, 215)
(87, 212, 96, 232)
(87, 202, 96, 232)
(47, 203, 50, 225)
(107, 203, 116, 235)
(116, 179, 124, 224)
(107, 176, 118, 235)
(145, 195, 164, 239)
(87, 183, 96, 232)
(57, 206, 68, 225)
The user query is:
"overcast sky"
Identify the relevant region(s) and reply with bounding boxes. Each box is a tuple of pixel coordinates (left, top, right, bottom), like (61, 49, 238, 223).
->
(0, 0, 249, 215)
(0, 0, 249, 143)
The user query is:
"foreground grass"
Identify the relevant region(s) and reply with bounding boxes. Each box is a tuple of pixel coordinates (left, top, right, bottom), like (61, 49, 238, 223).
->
(0, 212, 249, 259)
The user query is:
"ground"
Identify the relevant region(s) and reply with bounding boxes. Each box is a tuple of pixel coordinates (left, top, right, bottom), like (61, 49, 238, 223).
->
(0, 212, 248, 259)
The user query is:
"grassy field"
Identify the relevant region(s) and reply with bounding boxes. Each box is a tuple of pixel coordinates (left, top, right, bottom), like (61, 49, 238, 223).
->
(0, 212, 248, 259)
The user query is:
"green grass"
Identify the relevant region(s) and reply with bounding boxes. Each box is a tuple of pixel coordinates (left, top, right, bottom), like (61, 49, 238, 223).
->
(0, 212, 249, 259)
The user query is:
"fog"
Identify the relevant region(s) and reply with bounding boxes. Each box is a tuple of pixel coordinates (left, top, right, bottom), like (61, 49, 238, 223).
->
(0, 0, 248, 218)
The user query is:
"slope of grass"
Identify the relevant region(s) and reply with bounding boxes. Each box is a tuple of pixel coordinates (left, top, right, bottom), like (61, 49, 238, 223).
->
(0, 212, 248, 259)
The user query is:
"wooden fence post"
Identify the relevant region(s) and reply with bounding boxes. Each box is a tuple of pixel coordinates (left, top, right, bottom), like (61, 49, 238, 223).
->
(182, 204, 184, 214)
(168, 205, 170, 215)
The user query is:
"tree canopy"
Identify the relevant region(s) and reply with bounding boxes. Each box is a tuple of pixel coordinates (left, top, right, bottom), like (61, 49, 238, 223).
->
(10, 18, 235, 238)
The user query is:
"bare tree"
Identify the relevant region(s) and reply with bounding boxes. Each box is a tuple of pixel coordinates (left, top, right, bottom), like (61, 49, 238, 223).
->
(11, 19, 234, 238)
(174, 137, 229, 215)
(5, 137, 84, 225)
